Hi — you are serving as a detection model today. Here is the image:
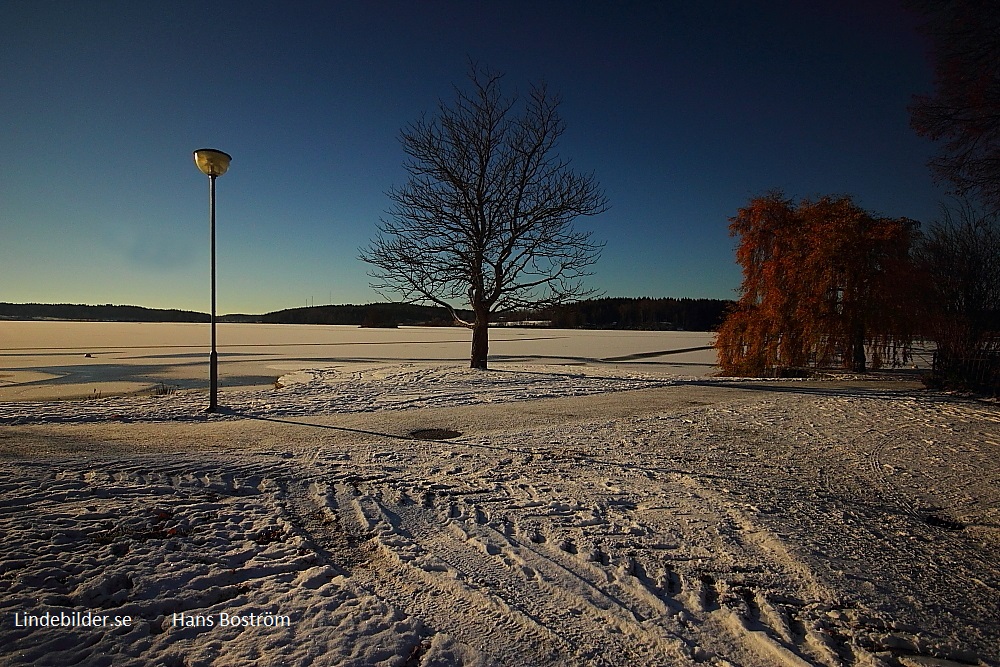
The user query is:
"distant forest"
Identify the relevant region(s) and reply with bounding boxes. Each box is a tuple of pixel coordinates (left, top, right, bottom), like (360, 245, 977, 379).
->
(528, 298, 731, 331)
(0, 302, 210, 322)
(256, 303, 468, 327)
(0, 297, 732, 331)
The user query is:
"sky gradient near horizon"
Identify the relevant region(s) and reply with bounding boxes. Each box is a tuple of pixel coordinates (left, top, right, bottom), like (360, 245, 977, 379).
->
(1, 1, 946, 314)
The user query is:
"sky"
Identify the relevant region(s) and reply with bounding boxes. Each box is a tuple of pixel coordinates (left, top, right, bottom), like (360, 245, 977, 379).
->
(1, 0, 945, 315)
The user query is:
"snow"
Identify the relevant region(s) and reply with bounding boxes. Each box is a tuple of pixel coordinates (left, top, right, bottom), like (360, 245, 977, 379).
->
(0, 327, 997, 666)
(0, 364, 696, 425)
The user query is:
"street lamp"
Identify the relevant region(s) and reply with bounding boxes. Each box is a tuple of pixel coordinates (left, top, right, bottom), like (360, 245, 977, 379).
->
(193, 148, 232, 412)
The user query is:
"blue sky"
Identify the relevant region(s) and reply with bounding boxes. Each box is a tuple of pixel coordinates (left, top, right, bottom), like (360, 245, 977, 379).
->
(1, 1, 943, 314)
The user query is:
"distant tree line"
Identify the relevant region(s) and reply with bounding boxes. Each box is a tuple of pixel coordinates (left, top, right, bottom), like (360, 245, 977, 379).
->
(518, 298, 731, 331)
(257, 303, 471, 327)
(0, 299, 729, 331)
(0, 302, 467, 326)
(0, 303, 209, 322)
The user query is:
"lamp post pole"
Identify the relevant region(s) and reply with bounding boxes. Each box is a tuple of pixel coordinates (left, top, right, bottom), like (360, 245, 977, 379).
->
(193, 149, 232, 413)
(208, 172, 218, 412)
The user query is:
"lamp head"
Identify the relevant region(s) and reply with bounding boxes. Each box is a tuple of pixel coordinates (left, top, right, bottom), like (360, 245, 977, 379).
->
(193, 148, 232, 177)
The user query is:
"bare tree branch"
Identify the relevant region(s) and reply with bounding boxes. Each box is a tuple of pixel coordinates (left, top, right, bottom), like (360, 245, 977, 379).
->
(908, 0, 1000, 213)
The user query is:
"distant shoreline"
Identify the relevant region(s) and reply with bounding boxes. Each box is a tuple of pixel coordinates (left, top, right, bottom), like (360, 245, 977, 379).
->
(0, 297, 731, 331)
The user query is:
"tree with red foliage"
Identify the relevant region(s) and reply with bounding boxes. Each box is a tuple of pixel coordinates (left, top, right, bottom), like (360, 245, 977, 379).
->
(908, 0, 1000, 213)
(716, 192, 921, 376)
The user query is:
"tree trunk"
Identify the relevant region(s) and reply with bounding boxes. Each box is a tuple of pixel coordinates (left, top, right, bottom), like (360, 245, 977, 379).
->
(470, 318, 489, 369)
(851, 321, 867, 373)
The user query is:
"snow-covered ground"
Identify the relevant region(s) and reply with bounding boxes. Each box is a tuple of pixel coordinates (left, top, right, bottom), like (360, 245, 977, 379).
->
(1, 359, 997, 667)
(0, 364, 687, 424)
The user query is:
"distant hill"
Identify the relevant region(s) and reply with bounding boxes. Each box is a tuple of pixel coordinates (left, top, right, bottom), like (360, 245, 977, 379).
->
(527, 297, 732, 331)
(257, 303, 469, 327)
(0, 302, 208, 322)
(0, 302, 467, 327)
(0, 298, 733, 331)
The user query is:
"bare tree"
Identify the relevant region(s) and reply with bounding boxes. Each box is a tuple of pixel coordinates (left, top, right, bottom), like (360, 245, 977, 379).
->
(915, 199, 1000, 389)
(361, 65, 607, 369)
(907, 0, 1000, 213)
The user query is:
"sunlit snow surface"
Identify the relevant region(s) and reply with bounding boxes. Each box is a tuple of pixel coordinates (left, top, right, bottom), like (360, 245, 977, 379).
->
(0, 364, 689, 424)
(1, 362, 997, 666)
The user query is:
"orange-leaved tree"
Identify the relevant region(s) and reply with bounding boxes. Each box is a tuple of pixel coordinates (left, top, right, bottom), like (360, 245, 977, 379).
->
(716, 192, 922, 376)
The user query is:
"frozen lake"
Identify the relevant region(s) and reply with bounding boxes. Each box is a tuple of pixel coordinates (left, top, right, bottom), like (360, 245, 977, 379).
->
(0, 321, 716, 400)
